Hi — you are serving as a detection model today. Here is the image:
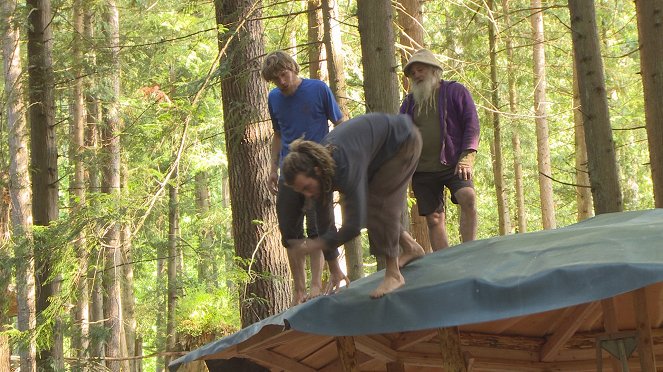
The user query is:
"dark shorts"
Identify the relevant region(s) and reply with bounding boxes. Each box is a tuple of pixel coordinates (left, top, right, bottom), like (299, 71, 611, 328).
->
(411, 169, 474, 216)
(276, 178, 339, 260)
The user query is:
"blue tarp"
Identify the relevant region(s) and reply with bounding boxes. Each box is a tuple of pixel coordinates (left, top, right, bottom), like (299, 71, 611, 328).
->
(170, 209, 663, 371)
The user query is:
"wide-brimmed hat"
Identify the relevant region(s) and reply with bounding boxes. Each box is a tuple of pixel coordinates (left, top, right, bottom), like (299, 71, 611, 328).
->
(403, 49, 443, 77)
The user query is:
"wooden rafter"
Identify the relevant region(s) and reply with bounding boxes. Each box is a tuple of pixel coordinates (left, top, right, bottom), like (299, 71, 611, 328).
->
(540, 301, 600, 361)
(241, 349, 317, 372)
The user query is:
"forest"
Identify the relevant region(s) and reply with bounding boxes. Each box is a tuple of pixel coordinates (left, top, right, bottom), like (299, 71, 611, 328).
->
(1, 0, 662, 371)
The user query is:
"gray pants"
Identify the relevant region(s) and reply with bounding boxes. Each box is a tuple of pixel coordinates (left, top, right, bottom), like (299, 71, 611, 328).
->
(366, 126, 422, 258)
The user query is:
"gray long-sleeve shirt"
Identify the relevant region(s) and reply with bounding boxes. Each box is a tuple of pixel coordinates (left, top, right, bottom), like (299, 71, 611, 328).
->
(318, 113, 416, 251)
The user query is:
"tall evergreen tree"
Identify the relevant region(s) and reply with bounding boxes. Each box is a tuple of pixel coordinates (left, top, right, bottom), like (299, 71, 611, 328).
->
(2, 0, 37, 369)
(502, 0, 527, 233)
(634, 0, 663, 208)
(487, 0, 511, 235)
(530, 0, 556, 229)
(568, 0, 622, 214)
(100, 1, 127, 369)
(396, 0, 431, 253)
(356, 0, 399, 113)
(26, 0, 62, 367)
(214, 0, 291, 326)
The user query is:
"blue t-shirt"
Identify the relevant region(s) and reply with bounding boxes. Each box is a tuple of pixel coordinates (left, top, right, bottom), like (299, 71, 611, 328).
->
(268, 78, 343, 167)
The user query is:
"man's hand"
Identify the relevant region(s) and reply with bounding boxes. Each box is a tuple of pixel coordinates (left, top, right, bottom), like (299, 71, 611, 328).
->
(455, 151, 476, 181)
(455, 163, 473, 181)
(268, 169, 279, 195)
(325, 259, 350, 294)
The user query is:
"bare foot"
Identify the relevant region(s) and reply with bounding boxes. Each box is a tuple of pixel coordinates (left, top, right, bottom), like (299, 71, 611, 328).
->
(398, 232, 426, 268)
(291, 291, 306, 307)
(399, 248, 425, 268)
(306, 285, 323, 301)
(370, 272, 405, 299)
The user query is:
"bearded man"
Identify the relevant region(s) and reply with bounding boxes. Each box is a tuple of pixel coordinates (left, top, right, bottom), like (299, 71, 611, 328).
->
(400, 49, 481, 251)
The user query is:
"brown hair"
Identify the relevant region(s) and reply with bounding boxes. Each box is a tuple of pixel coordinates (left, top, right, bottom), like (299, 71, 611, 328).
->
(261, 50, 300, 81)
(282, 139, 335, 204)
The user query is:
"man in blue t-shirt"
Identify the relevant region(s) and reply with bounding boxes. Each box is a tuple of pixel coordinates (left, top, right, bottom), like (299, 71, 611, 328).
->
(261, 50, 345, 306)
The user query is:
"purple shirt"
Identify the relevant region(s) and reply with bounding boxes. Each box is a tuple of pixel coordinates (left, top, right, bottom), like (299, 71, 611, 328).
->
(400, 80, 480, 166)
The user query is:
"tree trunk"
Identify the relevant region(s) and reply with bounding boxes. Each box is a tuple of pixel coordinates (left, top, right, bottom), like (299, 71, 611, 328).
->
(195, 171, 217, 288)
(397, 0, 431, 252)
(356, 0, 400, 114)
(321, 0, 349, 120)
(155, 236, 167, 372)
(573, 64, 593, 221)
(2, 0, 37, 369)
(530, 0, 556, 229)
(101, 1, 127, 370)
(83, 8, 105, 358)
(165, 168, 180, 369)
(502, 0, 526, 233)
(0, 184, 11, 372)
(307, 0, 325, 81)
(488, 0, 511, 235)
(568, 0, 623, 214)
(215, 0, 291, 326)
(396, 0, 424, 91)
(121, 162, 137, 371)
(356, 0, 400, 272)
(321, 0, 364, 279)
(634, 0, 663, 208)
(70, 0, 90, 369)
(26, 0, 62, 368)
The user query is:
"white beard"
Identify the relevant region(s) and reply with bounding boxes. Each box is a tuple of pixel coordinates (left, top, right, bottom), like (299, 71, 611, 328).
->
(411, 75, 439, 114)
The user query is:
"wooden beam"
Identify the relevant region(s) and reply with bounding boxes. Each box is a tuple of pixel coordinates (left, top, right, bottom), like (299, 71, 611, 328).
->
(540, 301, 599, 361)
(335, 336, 359, 372)
(391, 329, 437, 350)
(237, 327, 294, 353)
(472, 355, 663, 372)
(354, 335, 398, 362)
(386, 360, 405, 372)
(438, 327, 467, 372)
(320, 352, 372, 372)
(241, 349, 316, 372)
(464, 351, 475, 372)
(601, 297, 624, 371)
(633, 287, 657, 371)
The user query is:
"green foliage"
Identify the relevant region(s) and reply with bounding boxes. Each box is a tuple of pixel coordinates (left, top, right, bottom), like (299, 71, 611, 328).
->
(175, 287, 240, 341)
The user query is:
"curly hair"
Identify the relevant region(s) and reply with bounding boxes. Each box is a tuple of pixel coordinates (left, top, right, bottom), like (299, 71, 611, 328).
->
(282, 139, 335, 204)
(260, 50, 300, 82)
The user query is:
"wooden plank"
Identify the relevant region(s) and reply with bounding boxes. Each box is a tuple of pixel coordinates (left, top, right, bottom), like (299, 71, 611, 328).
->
(461, 332, 543, 352)
(237, 327, 294, 353)
(241, 349, 316, 372)
(540, 301, 600, 361)
(386, 360, 406, 372)
(633, 287, 657, 371)
(437, 327, 468, 372)
(319, 352, 372, 372)
(601, 297, 624, 371)
(335, 336, 359, 372)
(200, 344, 239, 361)
(298, 338, 339, 370)
(271, 333, 332, 361)
(391, 329, 437, 350)
(354, 335, 398, 362)
(464, 351, 475, 372)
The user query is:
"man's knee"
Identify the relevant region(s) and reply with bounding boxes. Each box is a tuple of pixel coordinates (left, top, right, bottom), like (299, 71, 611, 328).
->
(455, 188, 476, 210)
(425, 212, 445, 227)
